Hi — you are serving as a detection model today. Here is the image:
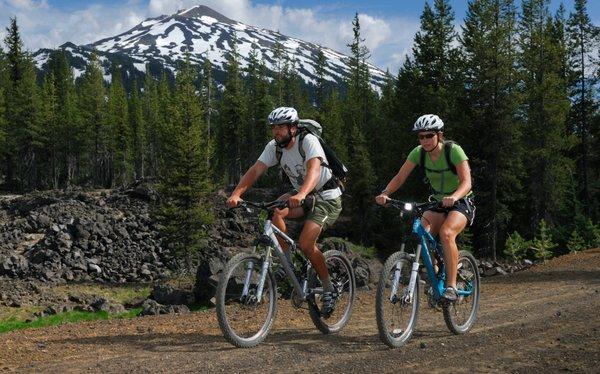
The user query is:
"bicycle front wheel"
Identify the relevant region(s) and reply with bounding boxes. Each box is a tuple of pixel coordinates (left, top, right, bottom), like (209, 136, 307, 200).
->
(375, 251, 420, 348)
(216, 252, 277, 348)
(308, 250, 356, 334)
(443, 250, 480, 334)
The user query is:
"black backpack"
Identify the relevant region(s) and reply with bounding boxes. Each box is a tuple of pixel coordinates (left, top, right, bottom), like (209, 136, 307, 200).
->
(417, 140, 458, 195)
(276, 119, 348, 191)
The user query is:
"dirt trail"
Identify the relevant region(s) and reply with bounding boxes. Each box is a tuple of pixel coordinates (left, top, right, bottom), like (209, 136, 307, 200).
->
(1, 249, 599, 373)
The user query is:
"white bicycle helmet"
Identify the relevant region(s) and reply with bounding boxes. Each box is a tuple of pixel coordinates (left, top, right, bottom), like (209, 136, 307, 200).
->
(268, 107, 299, 126)
(412, 114, 444, 132)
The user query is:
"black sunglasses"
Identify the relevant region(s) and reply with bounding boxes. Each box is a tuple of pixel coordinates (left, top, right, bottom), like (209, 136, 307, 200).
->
(418, 133, 436, 140)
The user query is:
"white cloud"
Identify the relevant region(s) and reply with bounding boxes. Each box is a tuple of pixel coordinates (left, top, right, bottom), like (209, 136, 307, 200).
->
(0, 0, 420, 72)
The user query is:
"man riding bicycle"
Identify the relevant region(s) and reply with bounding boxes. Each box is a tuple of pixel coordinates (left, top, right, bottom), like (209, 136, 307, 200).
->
(227, 106, 343, 315)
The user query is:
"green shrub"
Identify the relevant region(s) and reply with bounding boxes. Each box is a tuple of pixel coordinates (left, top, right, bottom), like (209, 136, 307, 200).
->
(504, 231, 531, 261)
(566, 229, 586, 253)
(531, 220, 557, 261)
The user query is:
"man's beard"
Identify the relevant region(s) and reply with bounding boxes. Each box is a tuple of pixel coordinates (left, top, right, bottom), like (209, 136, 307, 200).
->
(275, 131, 293, 148)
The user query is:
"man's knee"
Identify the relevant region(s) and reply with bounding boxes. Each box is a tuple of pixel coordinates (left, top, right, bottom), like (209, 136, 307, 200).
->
(299, 234, 319, 254)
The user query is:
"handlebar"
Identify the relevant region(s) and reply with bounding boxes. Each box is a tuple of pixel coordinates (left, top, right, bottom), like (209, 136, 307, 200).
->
(238, 199, 289, 210)
(382, 198, 442, 215)
(232, 195, 315, 211)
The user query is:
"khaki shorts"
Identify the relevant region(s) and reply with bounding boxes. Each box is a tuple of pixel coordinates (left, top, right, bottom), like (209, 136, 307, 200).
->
(306, 196, 342, 228)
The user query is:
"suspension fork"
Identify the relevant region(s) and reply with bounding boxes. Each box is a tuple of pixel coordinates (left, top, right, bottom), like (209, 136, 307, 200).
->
(406, 244, 422, 299)
(389, 242, 407, 301)
(241, 248, 256, 298)
(254, 247, 272, 302)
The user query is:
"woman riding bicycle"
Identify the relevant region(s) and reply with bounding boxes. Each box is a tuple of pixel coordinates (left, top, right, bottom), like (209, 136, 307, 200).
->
(375, 114, 475, 302)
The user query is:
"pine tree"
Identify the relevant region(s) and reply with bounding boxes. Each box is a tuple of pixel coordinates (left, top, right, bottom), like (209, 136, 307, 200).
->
(201, 58, 217, 167)
(3, 19, 43, 192)
(346, 12, 376, 128)
(393, 57, 426, 186)
(107, 64, 131, 187)
(566, 0, 599, 216)
(347, 122, 377, 243)
(129, 80, 145, 179)
(40, 73, 60, 189)
(3, 17, 28, 190)
(412, 0, 463, 126)
(376, 71, 397, 181)
(156, 71, 174, 176)
(272, 37, 285, 105)
(142, 66, 161, 177)
(218, 33, 246, 185)
(314, 48, 328, 111)
(566, 228, 586, 253)
(531, 219, 557, 260)
(0, 83, 5, 187)
(14, 58, 42, 190)
(320, 90, 347, 162)
(461, 0, 524, 259)
(48, 49, 82, 186)
(0, 46, 6, 186)
(244, 44, 273, 166)
(519, 0, 572, 230)
(156, 56, 213, 271)
(78, 52, 107, 186)
(504, 231, 531, 261)
(344, 13, 377, 242)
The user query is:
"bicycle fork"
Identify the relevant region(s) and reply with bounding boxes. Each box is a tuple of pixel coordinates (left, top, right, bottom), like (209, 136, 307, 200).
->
(242, 246, 272, 302)
(390, 244, 421, 304)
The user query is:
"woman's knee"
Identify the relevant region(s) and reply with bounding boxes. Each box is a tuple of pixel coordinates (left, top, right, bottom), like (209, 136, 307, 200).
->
(439, 226, 458, 243)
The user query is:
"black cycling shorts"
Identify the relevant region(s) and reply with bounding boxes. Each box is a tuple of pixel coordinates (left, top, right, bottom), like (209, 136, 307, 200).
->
(428, 196, 476, 226)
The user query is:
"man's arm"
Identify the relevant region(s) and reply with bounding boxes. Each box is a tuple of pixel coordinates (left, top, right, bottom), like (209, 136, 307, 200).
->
(227, 161, 269, 208)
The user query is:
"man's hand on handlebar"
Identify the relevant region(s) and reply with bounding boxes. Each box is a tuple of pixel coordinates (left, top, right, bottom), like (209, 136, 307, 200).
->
(226, 195, 243, 209)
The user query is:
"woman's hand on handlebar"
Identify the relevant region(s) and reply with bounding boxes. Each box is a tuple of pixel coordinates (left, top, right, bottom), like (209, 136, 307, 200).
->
(442, 195, 458, 208)
(375, 193, 390, 206)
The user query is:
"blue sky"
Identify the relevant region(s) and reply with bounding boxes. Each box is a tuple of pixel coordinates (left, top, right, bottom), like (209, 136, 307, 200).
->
(1, 0, 598, 73)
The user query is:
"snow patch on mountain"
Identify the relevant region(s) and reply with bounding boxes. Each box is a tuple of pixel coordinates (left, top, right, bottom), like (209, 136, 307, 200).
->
(32, 5, 388, 92)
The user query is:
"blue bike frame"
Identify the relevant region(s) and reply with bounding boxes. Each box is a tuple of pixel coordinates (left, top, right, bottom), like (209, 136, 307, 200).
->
(412, 217, 473, 299)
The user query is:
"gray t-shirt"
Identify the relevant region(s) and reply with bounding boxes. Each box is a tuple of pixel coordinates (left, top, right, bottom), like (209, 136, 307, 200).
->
(258, 134, 342, 201)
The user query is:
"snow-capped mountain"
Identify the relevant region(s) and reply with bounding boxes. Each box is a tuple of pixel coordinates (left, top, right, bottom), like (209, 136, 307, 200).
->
(33, 5, 388, 90)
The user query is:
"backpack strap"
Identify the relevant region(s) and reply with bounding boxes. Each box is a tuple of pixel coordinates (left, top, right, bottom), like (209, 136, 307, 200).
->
(277, 131, 339, 194)
(275, 146, 282, 164)
(443, 141, 457, 175)
(419, 141, 457, 174)
(419, 146, 426, 176)
(298, 131, 307, 161)
(418, 141, 458, 196)
(276, 131, 308, 166)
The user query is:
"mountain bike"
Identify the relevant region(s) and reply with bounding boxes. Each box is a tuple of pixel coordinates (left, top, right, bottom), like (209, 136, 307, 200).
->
(216, 199, 356, 348)
(375, 198, 480, 348)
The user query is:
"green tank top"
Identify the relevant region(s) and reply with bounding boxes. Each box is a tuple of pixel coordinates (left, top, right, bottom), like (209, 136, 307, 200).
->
(407, 142, 470, 200)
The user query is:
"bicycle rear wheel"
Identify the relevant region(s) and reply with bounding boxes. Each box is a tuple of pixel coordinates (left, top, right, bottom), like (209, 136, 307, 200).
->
(216, 252, 277, 348)
(443, 250, 480, 334)
(375, 251, 419, 348)
(308, 250, 356, 334)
